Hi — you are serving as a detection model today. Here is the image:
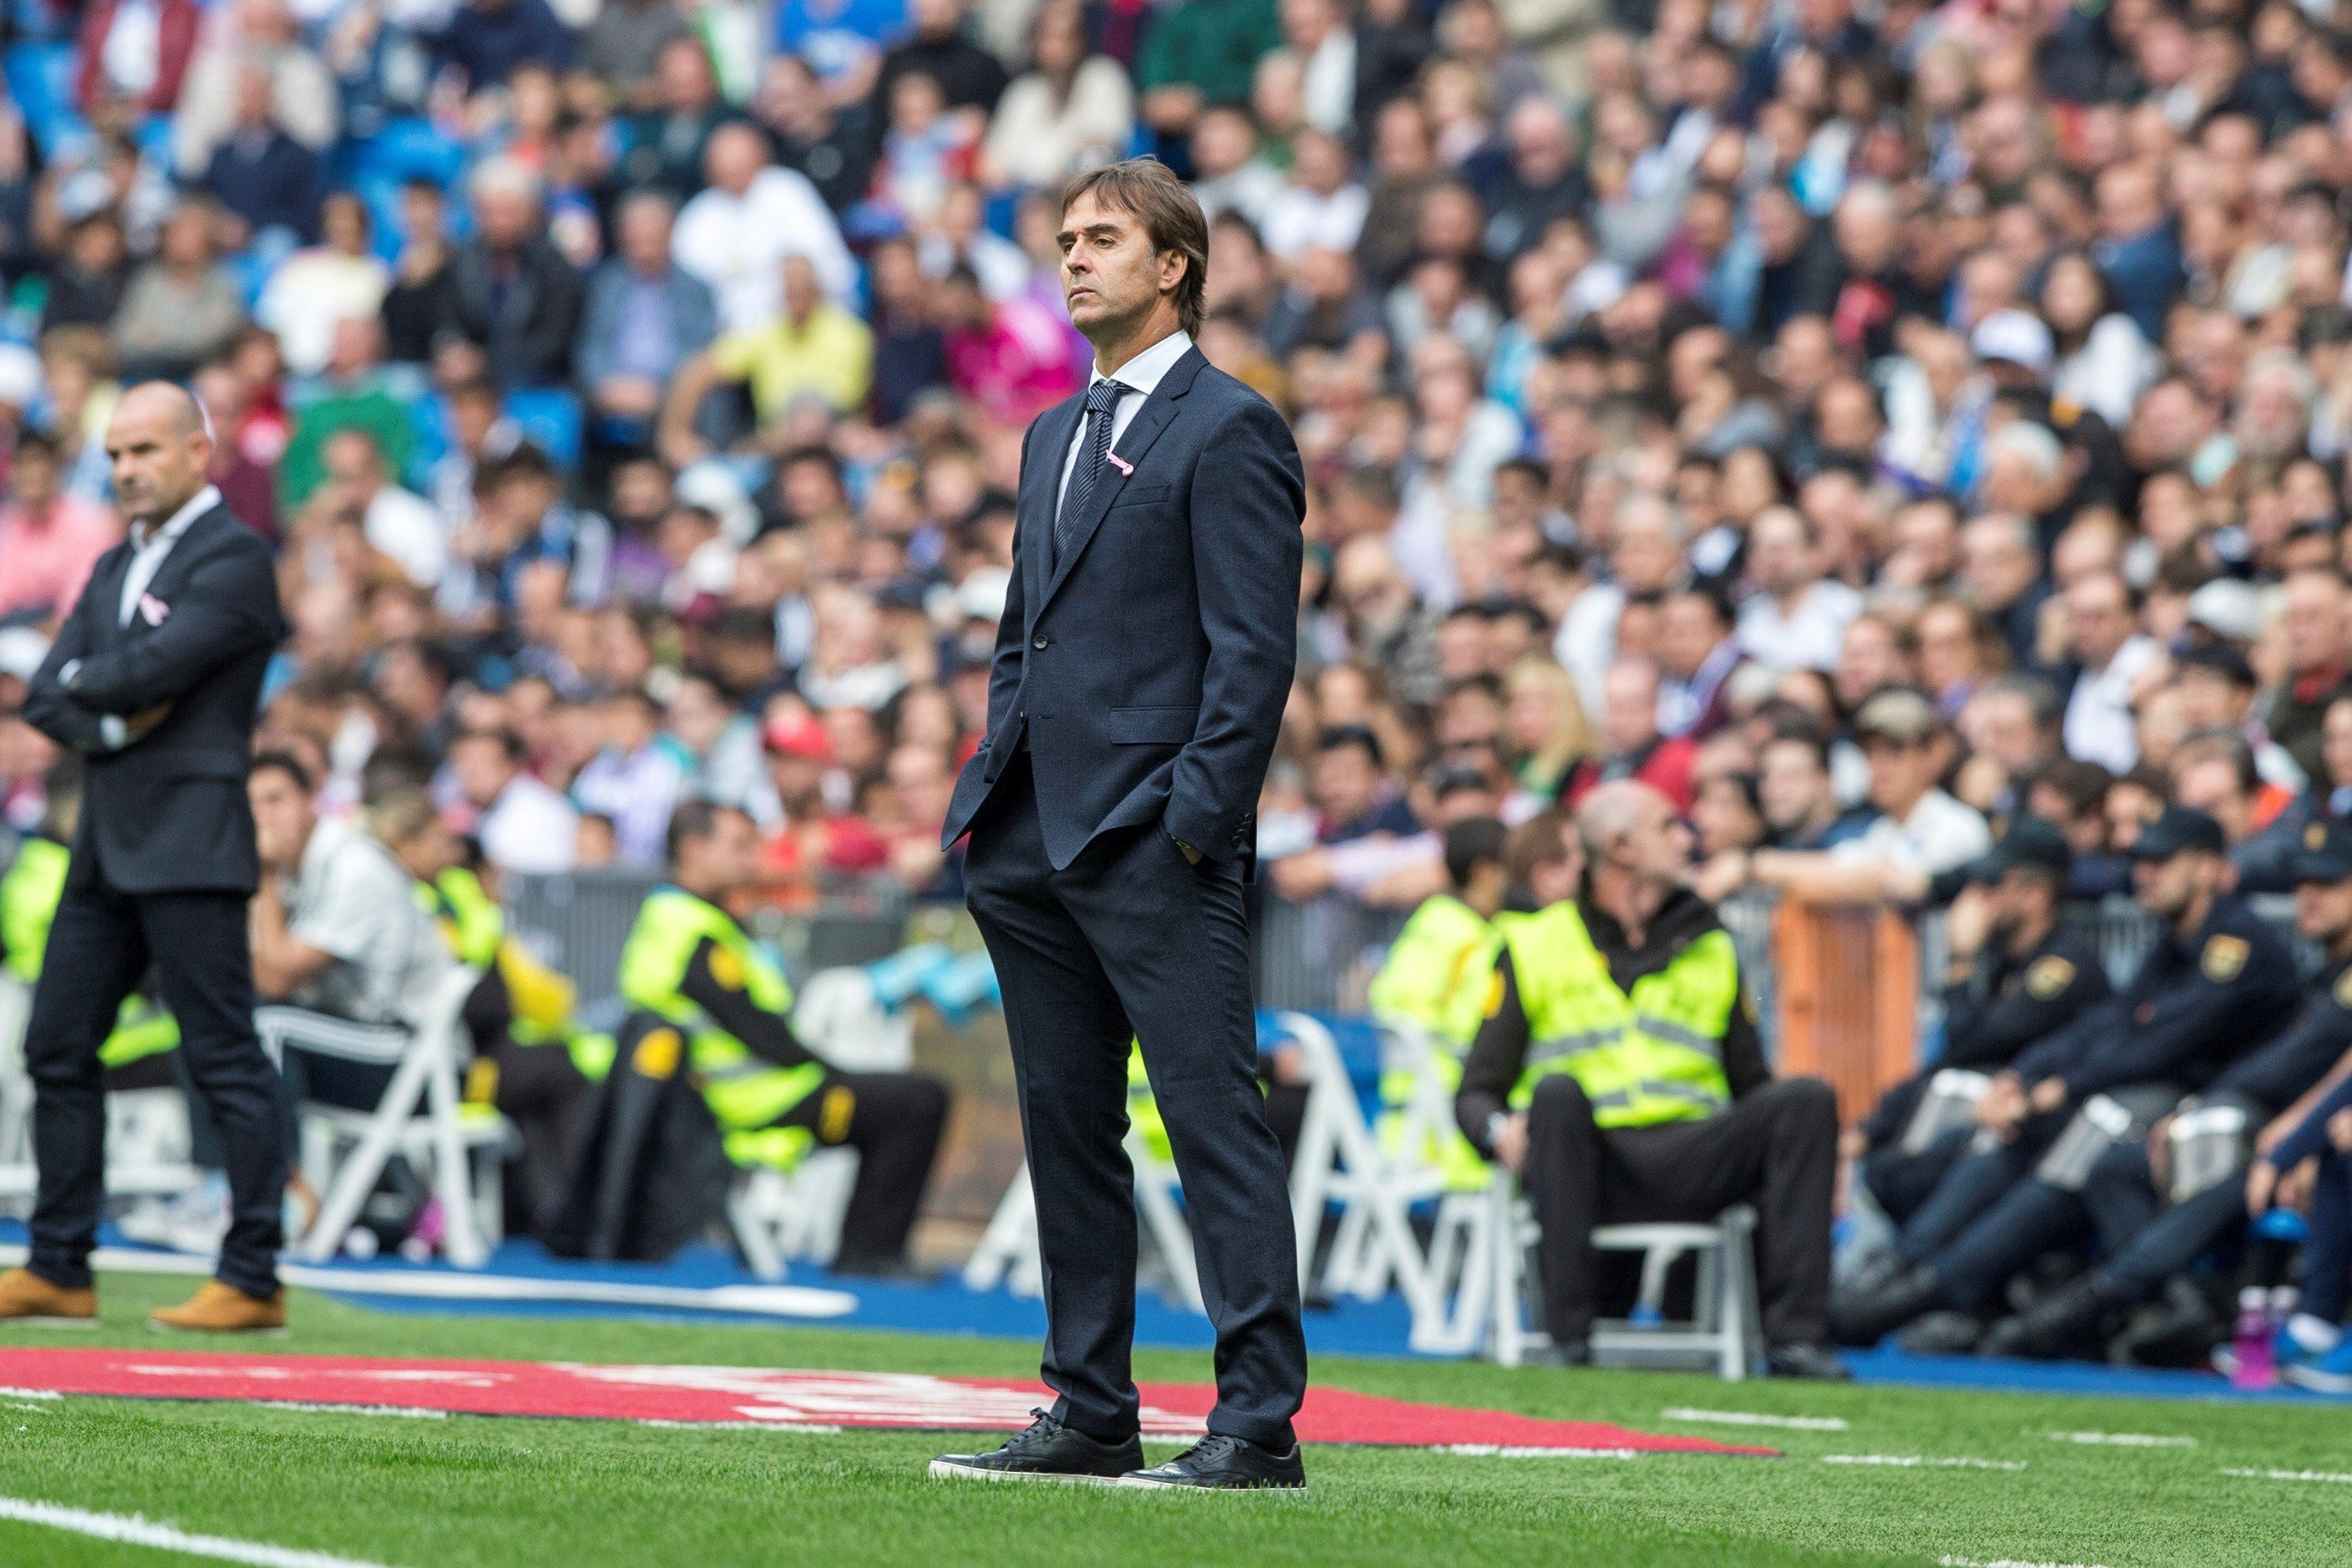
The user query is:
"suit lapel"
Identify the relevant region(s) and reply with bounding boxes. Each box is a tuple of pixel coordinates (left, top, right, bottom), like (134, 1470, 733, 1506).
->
(1033, 347, 1204, 619)
(1024, 396, 1083, 623)
(121, 506, 220, 639)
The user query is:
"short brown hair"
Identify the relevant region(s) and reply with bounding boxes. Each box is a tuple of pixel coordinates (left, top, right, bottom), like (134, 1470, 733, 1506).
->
(1502, 807, 1576, 889)
(1060, 158, 1209, 338)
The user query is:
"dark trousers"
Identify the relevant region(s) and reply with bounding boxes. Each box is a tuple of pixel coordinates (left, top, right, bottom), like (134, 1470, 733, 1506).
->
(2307, 1152, 2352, 1326)
(2098, 1179, 2246, 1305)
(1932, 1177, 2089, 1312)
(962, 750, 1305, 1451)
(26, 885, 285, 1298)
(770, 1068, 949, 1270)
(495, 1040, 591, 1238)
(1861, 1126, 1973, 1226)
(1523, 1074, 1839, 1348)
(1892, 1131, 2046, 1266)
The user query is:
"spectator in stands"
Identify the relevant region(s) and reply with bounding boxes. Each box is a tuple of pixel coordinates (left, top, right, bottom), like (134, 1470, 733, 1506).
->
(256, 192, 391, 379)
(1655, 584, 1744, 741)
(1133, 0, 1282, 148)
(933, 263, 1077, 427)
(659, 254, 872, 465)
(317, 429, 442, 590)
(199, 62, 322, 246)
(173, 0, 338, 180)
(0, 434, 121, 624)
(2059, 570, 2161, 775)
(42, 213, 131, 334)
(1744, 689, 1989, 904)
(1561, 659, 1698, 814)
(577, 191, 717, 445)
(77, 0, 203, 115)
(583, 0, 694, 104)
(433, 0, 578, 88)
(979, 1, 1134, 191)
(277, 316, 412, 510)
(111, 201, 243, 383)
(620, 38, 731, 200)
(672, 121, 855, 334)
(445, 159, 586, 389)
(758, 711, 887, 881)
(380, 181, 460, 367)
(2268, 567, 2350, 790)
(446, 727, 579, 875)
(1959, 512, 2051, 673)
(1737, 505, 1861, 674)
(571, 688, 688, 868)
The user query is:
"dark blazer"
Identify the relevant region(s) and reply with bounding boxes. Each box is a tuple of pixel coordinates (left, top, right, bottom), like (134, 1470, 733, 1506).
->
(939, 345, 1304, 873)
(23, 500, 286, 896)
(574, 260, 717, 395)
(449, 235, 586, 388)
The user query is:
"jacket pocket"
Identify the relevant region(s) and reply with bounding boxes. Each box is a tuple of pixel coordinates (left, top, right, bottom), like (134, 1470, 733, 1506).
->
(1108, 483, 1172, 510)
(1108, 705, 1196, 744)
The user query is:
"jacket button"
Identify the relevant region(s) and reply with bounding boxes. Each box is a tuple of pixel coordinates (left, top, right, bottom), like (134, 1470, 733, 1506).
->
(1032, 635, 1049, 650)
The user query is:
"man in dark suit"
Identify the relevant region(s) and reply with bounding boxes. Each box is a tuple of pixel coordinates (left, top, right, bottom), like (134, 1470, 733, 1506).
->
(929, 161, 1309, 1491)
(0, 383, 291, 1333)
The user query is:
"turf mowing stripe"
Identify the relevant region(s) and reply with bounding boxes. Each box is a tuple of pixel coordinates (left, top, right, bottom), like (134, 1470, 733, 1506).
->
(1821, 1455, 2029, 1471)
(1938, 1556, 2118, 1567)
(1659, 1408, 1849, 1431)
(2219, 1466, 2352, 1484)
(0, 1496, 397, 1568)
(2042, 1431, 2195, 1447)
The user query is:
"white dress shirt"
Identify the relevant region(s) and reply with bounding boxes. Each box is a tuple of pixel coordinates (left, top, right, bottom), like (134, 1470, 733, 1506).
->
(671, 168, 857, 335)
(1054, 329, 1194, 514)
(121, 483, 219, 626)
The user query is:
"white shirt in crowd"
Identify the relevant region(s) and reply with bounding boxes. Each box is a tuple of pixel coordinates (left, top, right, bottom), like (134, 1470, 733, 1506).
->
(1830, 789, 1992, 878)
(282, 817, 454, 1028)
(362, 485, 448, 587)
(2064, 634, 2161, 775)
(478, 774, 581, 875)
(671, 166, 857, 334)
(1736, 579, 1863, 672)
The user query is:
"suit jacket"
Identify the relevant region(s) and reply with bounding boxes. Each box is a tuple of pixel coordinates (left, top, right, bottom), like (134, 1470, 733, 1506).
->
(450, 235, 586, 388)
(23, 501, 286, 896)
(939, 345, 1304, 875)
(574, 261, 717, 395)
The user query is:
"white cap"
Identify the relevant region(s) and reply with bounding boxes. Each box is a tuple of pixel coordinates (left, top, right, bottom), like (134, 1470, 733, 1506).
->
(2186, 578, 2264, 643)
(673, 461, 756, 545)
(955, 567, 1012, 624)
(1971, 309, 2054, 376)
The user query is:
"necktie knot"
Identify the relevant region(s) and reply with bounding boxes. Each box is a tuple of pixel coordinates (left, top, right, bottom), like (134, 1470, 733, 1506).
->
(1086, 379, 1127, 415)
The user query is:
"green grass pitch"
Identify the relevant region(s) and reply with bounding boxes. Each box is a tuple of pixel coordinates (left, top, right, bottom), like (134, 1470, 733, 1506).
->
(0, 1272, 2349, 1566)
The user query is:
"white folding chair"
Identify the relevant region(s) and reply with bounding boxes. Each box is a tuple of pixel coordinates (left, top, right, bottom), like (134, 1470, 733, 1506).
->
(1277, 1012, 1443, 1333)
(955, 1118, 1206, 1313)
(262, 965, 505, 1269)
(0, 975, 205, 1213)
(962, 1166, 1042, 1296)
(728, 1147, 861, 1280)
(0, 972, 34, 1179)
(1453, 1168, 1763, 1377)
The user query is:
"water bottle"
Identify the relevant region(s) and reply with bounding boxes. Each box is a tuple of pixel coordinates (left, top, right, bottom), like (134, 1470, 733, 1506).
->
(2231, 1286, 2275, 1391)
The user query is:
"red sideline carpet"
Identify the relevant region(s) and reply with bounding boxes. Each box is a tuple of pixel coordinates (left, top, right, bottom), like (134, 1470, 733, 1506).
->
(0, 1349, 1772, 1455)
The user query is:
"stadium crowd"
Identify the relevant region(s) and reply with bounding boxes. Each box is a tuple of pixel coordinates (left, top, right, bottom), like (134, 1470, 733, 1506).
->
(0, 0, 2350, 1379)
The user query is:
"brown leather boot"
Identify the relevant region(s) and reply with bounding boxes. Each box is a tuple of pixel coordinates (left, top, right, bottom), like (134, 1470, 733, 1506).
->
(148, 1280, 287, 1333)
(0, 1266, 95, 1325)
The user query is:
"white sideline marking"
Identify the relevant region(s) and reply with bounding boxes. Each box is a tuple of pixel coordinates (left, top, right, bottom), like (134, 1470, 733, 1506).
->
(2221, 1467, 2352, 1484)
(1436, 1444, 1642, 1460)
(1822, 1454, 2027, 1471)
(639, 1419, 845, 1434)
(1938, 1556, 2116, 1568)
(0, 1495, 397, 1568)
(253, 1402, 450, 1419)
(2044, 1431, 2194, 1448)
(1660, 1407, 1848, 1431)
(0, 1387, 61, 1401)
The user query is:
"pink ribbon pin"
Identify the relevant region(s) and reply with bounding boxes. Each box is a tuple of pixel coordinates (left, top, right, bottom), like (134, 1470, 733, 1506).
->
(138, 594, 169, 627)
(1105, 453, 1133, 476)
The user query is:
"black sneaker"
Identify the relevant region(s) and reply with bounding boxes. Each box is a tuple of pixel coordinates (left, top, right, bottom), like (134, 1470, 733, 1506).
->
(930, 1409, 1144, 1485)
(1119, 1433, 1306, 1491)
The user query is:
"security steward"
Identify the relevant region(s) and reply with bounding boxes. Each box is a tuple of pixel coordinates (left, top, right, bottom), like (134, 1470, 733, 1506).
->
(1455, 780, 1847, 1379)
(1367, 817, 1512, 1189)
(1831, 803, 2301, 1350)
(0, 767, 180, 1084)
(618, 800, 949, 1277)
(1982, 815, 2352, 1359)
(1847, 817, 2109, 1229)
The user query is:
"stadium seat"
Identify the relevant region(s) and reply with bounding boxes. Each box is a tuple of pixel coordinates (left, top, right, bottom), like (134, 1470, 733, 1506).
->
(728, 1149, 859, 1280)
(957, 1119, 1206, 1314)
(261, 965, 505, 1269)
(4, 42, 85, 157)
(504, 386, 584, 471)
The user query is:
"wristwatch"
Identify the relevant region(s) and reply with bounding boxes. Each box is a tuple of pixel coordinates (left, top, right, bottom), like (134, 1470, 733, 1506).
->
(1484, 1111, 1510, 1155)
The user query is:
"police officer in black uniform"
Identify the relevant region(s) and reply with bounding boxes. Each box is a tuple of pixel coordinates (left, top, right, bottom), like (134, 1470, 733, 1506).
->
(1847, 817, 2110, 1229)
(1981, 815, 2352, 1359)
(1832, 805, 2303, 1348)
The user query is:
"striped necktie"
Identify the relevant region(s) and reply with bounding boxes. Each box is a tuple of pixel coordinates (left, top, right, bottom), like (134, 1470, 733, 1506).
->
(1053, 379, 1128, 572)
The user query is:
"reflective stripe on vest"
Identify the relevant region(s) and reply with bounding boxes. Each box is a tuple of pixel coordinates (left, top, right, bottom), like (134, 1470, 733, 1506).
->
(615, 887, 819, 1132)
(1502, 902, 1738, 1129)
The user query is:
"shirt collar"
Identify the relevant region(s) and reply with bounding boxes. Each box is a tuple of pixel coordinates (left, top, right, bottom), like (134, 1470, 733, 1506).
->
(1090, 329, 1193, 398)
(132, 484, 220, 551)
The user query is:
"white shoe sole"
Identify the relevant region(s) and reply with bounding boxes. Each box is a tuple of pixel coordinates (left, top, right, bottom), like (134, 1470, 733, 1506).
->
(1112, 1475, 1306, 1492)
(927, 1458, 1126, 1485)
(0, 1315, 97, 1329)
